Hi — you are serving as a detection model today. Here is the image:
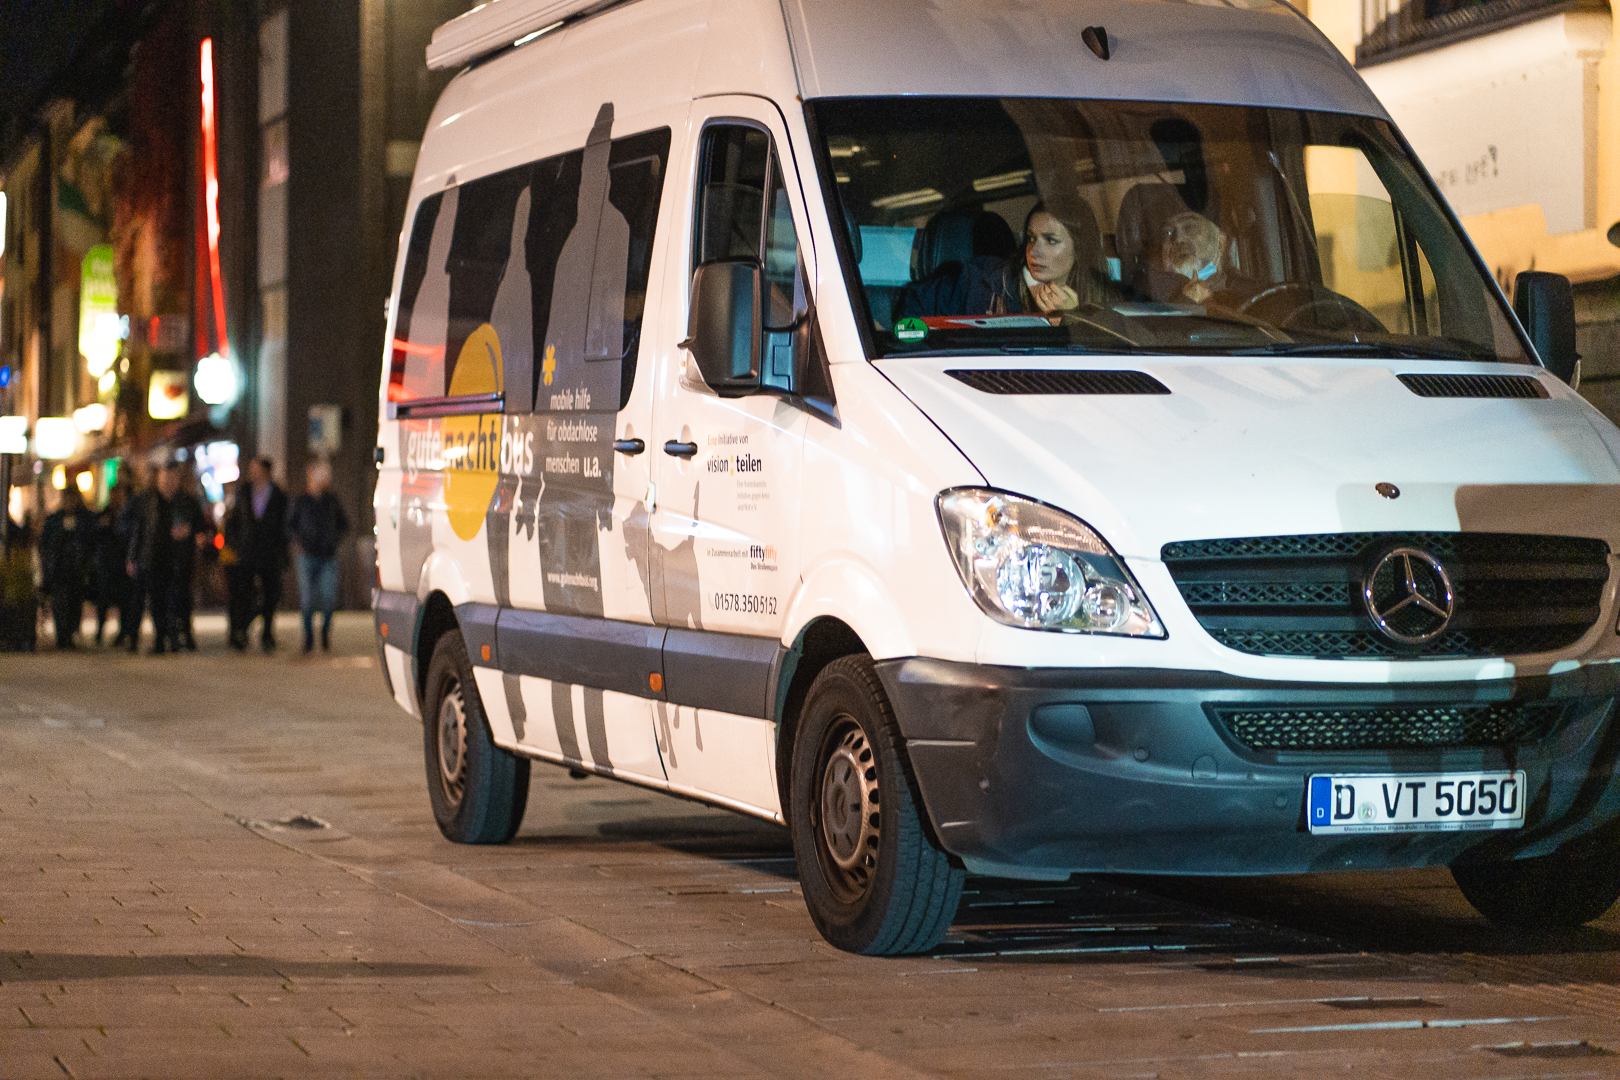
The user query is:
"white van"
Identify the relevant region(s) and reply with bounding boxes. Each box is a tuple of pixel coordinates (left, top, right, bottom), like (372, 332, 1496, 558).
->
(374, 0, 1620, 954)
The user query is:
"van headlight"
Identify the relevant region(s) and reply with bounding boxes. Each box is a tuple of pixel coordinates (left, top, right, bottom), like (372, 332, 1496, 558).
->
(937, 489, 1164, 637)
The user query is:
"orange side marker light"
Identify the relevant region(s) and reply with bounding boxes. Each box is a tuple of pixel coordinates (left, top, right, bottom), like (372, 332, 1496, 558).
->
(649, 672, 663, 693)
(480, 644, 492, 662)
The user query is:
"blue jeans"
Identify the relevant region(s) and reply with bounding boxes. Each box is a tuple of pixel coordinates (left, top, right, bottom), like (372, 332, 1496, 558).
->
(295, 553, 339, 647)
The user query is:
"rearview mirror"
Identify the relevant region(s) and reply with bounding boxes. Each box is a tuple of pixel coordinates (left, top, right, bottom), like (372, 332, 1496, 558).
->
(1512, 271, 1578, 385)
(686, 261, 761, 394)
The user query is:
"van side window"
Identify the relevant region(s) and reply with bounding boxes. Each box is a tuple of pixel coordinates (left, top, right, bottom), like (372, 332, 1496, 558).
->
(605, 127, 672, 408)
(695, 124, 809, 392)
(387, 124, 671, 414)
(697, 126, 770, 265)
(389, 192, 448, 404)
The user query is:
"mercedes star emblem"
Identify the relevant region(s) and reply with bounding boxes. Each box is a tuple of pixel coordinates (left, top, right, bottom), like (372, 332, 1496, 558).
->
(1363, 547, 1455, 644)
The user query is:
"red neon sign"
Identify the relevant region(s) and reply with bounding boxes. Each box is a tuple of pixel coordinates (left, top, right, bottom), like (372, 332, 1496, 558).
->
(200, 38, 228, 356)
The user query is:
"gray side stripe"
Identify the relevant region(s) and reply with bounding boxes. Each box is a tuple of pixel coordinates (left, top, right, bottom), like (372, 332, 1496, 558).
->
(503, 672, 526, 742)
(583, 687, 613, 775)
(552, 680, 582, 762)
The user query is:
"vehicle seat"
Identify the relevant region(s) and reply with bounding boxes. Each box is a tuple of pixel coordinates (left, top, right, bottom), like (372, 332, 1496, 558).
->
(1115, 183, 1189, 292)
(915, 210, 977, 279)
(973, 212, 1018, 262)
(913, 209, 1020, 279)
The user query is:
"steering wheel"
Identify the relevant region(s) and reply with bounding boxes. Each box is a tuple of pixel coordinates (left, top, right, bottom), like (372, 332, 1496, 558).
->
(1239, 282, 1386, 335)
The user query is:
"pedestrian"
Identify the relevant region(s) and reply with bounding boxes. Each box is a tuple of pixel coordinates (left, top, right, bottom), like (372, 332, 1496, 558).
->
(288, 459, 349, 654)
(92, 479, 134, 646)
(166, 467, 208, 651)
(223, 456, 288, 652)
(40, 486, 94, 649)
(127, 463, 187, 654)
(0, 508, 36, 651)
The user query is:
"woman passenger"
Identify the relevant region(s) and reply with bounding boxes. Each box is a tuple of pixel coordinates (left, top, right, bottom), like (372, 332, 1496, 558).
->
(990, 202, 1105, 321)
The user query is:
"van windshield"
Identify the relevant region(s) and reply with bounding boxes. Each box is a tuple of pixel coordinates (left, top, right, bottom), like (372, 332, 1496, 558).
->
(810, 98, 1528, 363)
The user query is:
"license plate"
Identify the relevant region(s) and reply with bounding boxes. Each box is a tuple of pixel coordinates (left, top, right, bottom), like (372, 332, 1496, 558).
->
(1306, 771, 1527, 835)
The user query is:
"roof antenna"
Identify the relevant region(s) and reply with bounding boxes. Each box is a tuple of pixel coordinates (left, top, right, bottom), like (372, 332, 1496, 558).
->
(1082, 26, 1110, 60)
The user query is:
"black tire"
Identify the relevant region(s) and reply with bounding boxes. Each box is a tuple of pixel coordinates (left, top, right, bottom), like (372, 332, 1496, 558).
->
(422, 629, 530, 844)
(1453, 848, 1620, 929)
(789, 654, 964, 955)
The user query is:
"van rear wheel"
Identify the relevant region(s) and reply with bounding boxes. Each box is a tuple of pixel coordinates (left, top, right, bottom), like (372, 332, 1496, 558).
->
(1453, 847, 1620, 929)
(789, 655, 964, 955)
(422, 629, 530, 844)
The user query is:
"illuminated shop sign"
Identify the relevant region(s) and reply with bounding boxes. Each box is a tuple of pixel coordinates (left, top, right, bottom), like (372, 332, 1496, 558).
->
(78, 244, 124, 378)
(148, 370, 190, 420)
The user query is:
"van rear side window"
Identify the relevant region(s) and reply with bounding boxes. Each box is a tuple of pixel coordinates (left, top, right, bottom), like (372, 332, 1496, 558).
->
(389, 123, 671, 413)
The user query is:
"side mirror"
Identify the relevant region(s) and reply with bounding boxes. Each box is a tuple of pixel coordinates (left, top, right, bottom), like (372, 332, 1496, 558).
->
(686, 261, 760, 394)
(1512, 270, 1578, 384)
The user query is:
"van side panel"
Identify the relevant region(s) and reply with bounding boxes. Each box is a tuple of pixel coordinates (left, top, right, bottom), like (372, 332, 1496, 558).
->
(655, 703, 783, 819)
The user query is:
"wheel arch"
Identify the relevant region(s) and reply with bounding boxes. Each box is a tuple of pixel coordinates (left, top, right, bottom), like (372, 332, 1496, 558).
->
(773, 616, 869, 824)
(414, 591, 459, 710)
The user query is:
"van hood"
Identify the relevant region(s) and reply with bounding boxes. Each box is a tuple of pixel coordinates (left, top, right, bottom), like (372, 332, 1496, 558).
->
(877, 358, 1620, 559)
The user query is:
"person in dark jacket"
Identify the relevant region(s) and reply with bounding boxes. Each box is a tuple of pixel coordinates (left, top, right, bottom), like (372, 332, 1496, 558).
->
(287, 459, 349, 653)
(92, 479, 134, 646)
(223, 455, 289, 652)
(40, 486, 94, 649)
(126, 463, 186, 654)
(165, 469, 208, 652)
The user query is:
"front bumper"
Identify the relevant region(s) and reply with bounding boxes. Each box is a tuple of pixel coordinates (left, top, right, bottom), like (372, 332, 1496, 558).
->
(876, 659, 1620, 879)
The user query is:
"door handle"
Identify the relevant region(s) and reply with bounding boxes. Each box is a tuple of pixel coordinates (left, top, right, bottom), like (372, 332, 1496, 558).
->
(663, 440, 698, 459)
(612, 438, 645, 455)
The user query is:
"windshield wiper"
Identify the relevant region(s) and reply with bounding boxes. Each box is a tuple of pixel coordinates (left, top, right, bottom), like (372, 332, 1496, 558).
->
(1228, 341, 1490, 361)
(995, 343, 1124, 355)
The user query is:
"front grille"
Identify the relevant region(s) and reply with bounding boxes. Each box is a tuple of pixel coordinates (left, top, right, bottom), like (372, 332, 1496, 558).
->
(1397, 373, 1548, 399)
(1162, 532, 1610, 660)
(946, 369, 1170, 395)
(1210, 701, 1568, 752)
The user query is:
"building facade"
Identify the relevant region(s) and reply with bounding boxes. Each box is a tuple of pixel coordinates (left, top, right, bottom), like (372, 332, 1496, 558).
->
(1307, 0, 1620, 416)
(0, 0, 473, 609)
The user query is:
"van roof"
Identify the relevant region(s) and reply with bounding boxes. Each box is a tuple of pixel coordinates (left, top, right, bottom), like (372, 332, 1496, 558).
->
(783, 0, 1385, 117)
(427, 0, 617, 71)
(429, 0, 1386, 120)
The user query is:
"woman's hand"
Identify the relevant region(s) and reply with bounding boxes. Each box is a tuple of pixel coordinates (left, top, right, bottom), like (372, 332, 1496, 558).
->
(1029, 281, 1079, 314)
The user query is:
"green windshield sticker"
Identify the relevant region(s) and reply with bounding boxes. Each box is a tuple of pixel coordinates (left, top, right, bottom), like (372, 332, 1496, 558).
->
(895, 317, 928, 343)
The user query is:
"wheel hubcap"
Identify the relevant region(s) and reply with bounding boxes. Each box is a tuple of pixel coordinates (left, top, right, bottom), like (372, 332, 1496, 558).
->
(816, 718, 880, 901)
(437, 682, 468, 808)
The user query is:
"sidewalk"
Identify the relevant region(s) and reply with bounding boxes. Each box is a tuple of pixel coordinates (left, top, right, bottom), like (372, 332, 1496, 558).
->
(3, 613, 1619, 1079)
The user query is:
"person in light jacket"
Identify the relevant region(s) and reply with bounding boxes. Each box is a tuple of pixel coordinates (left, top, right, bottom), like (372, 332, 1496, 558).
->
(287, 459, 348, 653)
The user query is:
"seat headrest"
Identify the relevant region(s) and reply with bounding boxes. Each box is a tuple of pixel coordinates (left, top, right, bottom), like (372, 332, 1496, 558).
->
(973, 213, 1018, 260)
(915, 210, 976, 280)
(1115, 183, 1190, 285)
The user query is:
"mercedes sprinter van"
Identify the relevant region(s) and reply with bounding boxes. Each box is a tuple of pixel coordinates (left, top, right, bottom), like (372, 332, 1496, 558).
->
(373, 0, 1620, 954)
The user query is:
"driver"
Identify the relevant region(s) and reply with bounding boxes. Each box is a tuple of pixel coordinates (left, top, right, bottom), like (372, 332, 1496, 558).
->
(1152, 211, 1230, 304)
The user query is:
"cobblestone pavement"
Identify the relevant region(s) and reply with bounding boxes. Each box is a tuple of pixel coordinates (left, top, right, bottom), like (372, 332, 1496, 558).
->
(2, 613, 1618, 1079)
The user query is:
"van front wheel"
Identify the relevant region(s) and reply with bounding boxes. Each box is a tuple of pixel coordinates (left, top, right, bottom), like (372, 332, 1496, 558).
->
(422, 629, 530, 844)
(789, 655, 964, 955)
(1453, 847, 1620, 929)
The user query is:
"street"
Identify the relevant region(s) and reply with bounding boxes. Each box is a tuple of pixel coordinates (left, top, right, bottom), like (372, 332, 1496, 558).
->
(2, 614, 1618, 1079)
